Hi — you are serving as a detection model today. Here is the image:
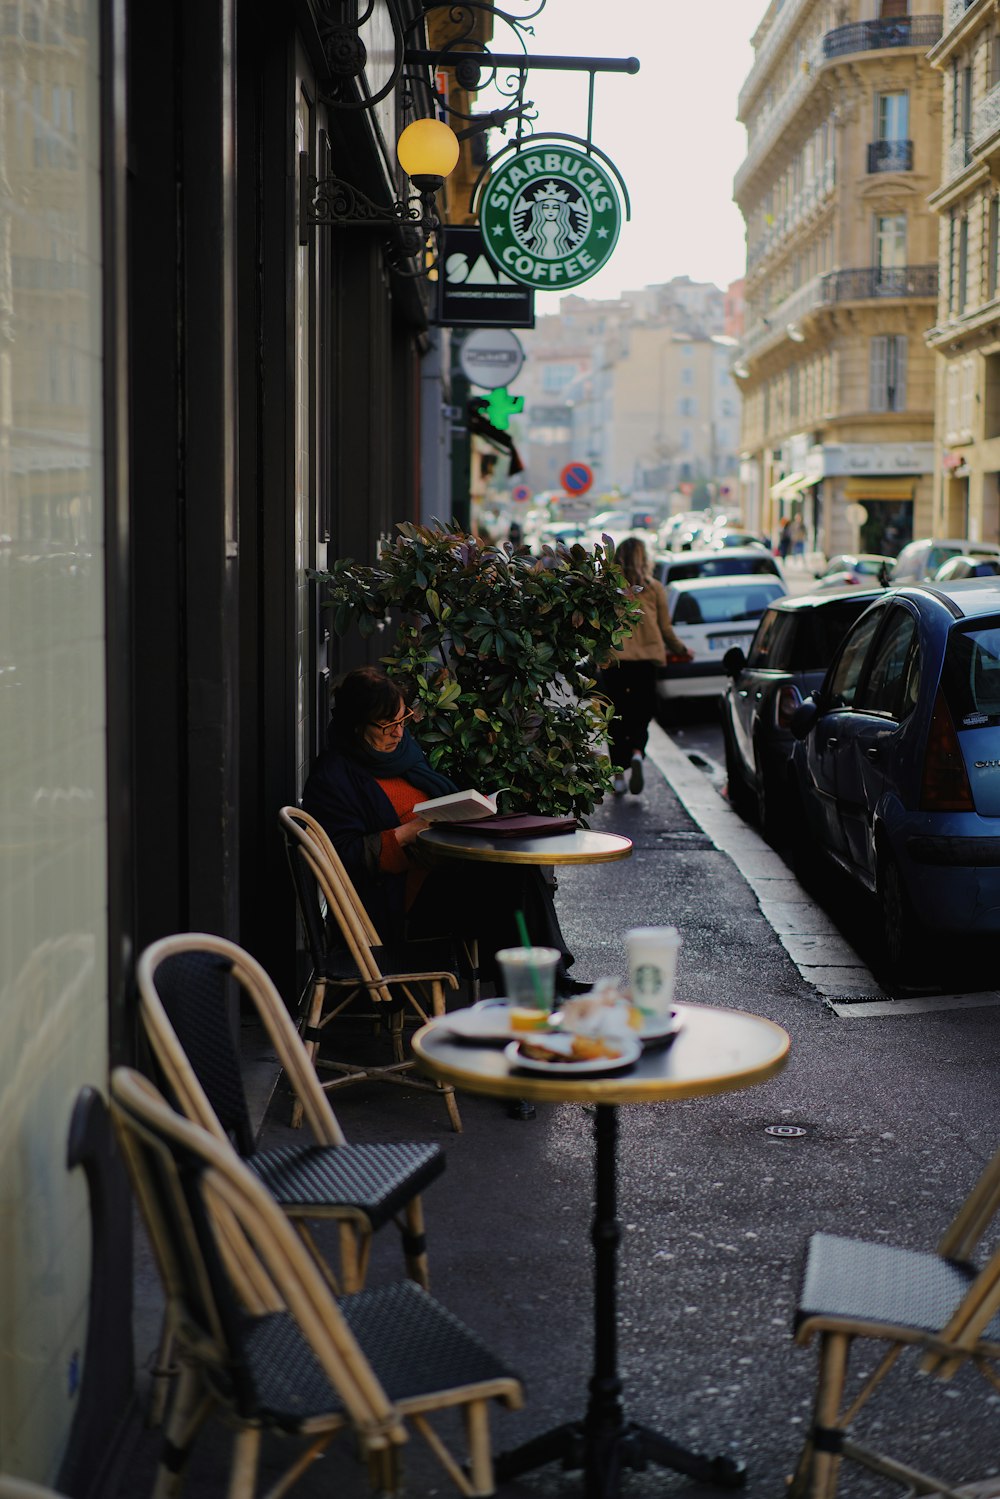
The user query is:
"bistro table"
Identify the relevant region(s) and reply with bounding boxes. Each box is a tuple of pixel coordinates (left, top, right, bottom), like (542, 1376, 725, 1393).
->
(417, 824, 633, 867)
(412, 1003, 790, 1498)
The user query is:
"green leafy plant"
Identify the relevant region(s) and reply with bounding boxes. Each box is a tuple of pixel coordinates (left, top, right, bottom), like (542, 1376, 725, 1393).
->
(314, 521, 642, 816)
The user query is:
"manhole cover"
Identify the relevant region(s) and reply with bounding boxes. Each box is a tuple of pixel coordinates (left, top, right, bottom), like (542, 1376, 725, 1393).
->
(764, 1124, 807, 1138)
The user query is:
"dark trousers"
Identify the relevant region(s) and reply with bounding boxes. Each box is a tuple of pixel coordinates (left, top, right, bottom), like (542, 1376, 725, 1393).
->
(406, 861, 574, 985)
(599, 660, 658, 769)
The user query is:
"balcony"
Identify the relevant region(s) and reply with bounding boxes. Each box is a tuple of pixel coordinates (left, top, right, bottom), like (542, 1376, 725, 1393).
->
(947, 131, 973, 177)
(821, 265, 938, 303)
(973, 80, 1000, 151)
(867, 139, 914, 173)
(822, 15, 944, 59)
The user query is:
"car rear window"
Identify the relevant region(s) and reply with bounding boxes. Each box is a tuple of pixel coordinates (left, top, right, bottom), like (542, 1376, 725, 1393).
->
(673, 584, 783, 626)
(941, 624, 1000, 727)
(789, 598, 878, 669)
(656, 555, 780, 584)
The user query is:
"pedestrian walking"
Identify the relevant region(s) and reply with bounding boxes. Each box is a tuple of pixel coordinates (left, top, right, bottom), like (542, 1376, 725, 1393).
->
(777, 517, 792, 561)
(789, 512, 806, 564)
(599, 537, 693, 796)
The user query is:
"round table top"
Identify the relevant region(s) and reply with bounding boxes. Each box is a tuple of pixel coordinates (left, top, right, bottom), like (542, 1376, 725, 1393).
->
(412, 1002, 790, 1106)
(418, 825, 633, 866)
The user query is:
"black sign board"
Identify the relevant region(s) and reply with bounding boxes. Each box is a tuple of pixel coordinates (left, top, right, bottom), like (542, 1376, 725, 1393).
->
(436, 226, 535, 329)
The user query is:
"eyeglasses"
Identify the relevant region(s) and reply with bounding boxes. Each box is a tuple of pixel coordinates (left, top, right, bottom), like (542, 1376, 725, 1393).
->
(370, 708, 415, 734)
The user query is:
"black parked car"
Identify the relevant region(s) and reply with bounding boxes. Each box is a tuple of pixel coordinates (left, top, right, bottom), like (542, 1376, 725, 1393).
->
(721, 587, 885, 840)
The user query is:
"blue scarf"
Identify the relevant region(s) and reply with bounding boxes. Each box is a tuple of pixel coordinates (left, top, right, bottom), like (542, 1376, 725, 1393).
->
(339, 728, 457, 799)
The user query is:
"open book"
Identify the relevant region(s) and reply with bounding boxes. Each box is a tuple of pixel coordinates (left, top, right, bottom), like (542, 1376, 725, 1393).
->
(412, 789, 499, 823)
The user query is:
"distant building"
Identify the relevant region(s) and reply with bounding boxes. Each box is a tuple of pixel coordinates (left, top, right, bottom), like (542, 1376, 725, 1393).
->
(513, 281, 738, 503)
(734, 0, 943, 558)
(925, 3, 1000, 545)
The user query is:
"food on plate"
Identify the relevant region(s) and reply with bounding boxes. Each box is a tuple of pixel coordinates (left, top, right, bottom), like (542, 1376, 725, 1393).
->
(559, 981, 642, 1039)
(508, 1006, 553, 1032)
(517, 1035, 624, 1064)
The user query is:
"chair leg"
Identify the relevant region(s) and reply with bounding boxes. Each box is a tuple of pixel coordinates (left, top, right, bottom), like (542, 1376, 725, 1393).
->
(153, 1362, 210, 1499)
(463, 1400, 496, 1496)
(227, 1427, 262, 1499)
(402, 1196, 430, 1290)
(429, 981, 462, 1133)
(294, 976, 327, 1129)
(788, 1332, 850, 1499)
(389, 1006, 406, 1065)
(147, 1304, 178, 1427)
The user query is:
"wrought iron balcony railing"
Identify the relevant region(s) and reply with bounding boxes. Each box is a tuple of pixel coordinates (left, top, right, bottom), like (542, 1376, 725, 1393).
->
(821, 265, 938, 303)
(973, 80, 1000, 148)
(867, 139, 914, 173)
(822, 14, 944, 58)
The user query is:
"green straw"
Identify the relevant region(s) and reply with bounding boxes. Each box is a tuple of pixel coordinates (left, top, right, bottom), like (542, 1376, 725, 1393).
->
(514, 909, 547, 1008)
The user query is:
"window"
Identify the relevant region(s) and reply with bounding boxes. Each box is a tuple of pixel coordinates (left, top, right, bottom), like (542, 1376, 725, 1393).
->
(677, 397, 695, 416)
(855, 608, 918, 719)
(990, 194, 999, 302)
(877, 92, 909, 141)
(681, 367, 694, 386)
(826, 609, 884, 709)
(944, 626, 1000, 723)
(869, 335, 908, 412)
(959, 216, 969, 314)
(875, 215, 907, 274)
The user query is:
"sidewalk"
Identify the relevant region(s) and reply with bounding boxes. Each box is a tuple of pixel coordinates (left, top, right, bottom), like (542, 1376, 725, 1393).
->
(113, 742, 1000, 1497)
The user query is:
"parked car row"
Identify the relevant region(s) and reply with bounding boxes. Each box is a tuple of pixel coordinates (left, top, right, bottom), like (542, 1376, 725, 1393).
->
(719, 575, 1000, 982)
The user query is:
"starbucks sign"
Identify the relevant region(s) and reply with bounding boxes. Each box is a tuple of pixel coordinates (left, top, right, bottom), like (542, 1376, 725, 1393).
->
(479, 144, 622, 290)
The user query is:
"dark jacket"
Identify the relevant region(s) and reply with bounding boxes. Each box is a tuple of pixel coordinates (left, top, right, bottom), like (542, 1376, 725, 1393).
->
(301, 745, 409, 940)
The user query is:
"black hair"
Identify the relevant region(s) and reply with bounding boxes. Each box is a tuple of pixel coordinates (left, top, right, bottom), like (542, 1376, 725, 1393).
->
(332, 667, 405, 744)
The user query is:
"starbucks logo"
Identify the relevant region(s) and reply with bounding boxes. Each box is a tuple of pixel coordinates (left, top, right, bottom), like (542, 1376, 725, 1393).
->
(479, 145, 622, 290)
(632, 963, 664, 998)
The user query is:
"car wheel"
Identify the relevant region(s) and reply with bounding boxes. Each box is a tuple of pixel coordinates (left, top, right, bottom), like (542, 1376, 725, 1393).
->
(723, 722, 753, 819)
(877, 849, 924, 984)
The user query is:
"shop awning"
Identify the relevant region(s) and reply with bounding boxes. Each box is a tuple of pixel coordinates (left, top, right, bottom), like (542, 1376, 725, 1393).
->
(843, 478, 914, 501)
(769, 471, 806, 499)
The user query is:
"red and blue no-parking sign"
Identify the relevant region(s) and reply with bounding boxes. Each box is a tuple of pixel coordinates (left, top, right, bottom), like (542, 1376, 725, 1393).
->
(511, 483, 531, 503)
(560, 462, 594, 497)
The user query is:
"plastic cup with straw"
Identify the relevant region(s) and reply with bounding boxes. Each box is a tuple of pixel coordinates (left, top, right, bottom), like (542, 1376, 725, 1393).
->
(495, 912, 560, 1014)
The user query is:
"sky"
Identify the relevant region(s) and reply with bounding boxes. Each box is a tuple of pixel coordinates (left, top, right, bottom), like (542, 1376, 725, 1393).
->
(476, 0, 757, 309)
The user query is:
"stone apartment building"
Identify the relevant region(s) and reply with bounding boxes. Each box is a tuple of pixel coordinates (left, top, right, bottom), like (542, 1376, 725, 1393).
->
(734, 0, 943, 559)
(926, 0, 1000, 544)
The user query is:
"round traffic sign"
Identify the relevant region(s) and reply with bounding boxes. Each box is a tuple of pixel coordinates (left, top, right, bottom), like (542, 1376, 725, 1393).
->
(561, 462, 594, 497)
(459, 328, 525, 389)
(511, 483, 531, 503)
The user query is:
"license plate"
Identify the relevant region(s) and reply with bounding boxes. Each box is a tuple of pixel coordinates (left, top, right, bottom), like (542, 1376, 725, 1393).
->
(708, 634, 749, 652)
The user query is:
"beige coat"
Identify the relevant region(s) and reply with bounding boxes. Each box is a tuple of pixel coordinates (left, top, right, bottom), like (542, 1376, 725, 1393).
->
(615, 578, 688, 663)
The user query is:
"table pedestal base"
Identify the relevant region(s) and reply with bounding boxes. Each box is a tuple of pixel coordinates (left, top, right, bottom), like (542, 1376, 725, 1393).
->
(496, 1104, 747, 1497)
(496, 1418, 746, 1497)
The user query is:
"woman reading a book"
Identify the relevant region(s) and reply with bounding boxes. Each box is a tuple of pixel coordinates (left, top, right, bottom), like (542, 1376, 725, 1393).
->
(302, 667, 586, 995)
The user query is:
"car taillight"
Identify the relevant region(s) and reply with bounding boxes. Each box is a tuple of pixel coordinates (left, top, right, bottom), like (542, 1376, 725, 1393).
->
(920, 691, 974, 811)
(775, 684, 803, 729)
(665, 652, 689, 665)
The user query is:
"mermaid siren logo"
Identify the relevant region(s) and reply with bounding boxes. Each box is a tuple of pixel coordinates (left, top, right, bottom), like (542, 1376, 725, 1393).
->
(479, 144, 622, 289)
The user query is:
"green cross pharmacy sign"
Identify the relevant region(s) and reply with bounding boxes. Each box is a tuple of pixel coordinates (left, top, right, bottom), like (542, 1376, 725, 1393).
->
(478, 144, 622, 291)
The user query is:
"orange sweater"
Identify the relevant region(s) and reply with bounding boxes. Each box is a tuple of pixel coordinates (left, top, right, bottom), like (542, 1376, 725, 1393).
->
(376, 777, 427, 909)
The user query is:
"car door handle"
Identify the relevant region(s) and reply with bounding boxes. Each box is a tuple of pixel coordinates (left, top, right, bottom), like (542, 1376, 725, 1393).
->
(738, 689, 749, 699)
(866, 746, 879, 761)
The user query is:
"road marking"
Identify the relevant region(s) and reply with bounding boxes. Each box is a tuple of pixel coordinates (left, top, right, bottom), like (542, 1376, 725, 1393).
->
(826, 991, 1000, 1018)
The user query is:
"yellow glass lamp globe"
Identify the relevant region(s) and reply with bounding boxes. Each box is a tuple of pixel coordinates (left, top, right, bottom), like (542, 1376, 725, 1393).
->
(396, 118, 460, 189)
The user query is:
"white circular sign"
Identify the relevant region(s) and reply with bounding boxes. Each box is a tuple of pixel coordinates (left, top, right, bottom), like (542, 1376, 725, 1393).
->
(459, 329, 525, 389)
(845, 503, 868, 527)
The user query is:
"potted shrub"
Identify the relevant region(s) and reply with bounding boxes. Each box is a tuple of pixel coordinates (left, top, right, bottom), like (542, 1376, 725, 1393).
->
(313, 521, 641, 816)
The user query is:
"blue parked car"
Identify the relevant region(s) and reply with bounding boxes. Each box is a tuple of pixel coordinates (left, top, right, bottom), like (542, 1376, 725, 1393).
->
(788, 579, 1000, 979)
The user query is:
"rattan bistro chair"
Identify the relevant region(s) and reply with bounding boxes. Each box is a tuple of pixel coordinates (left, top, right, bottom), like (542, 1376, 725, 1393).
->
(109, 1068, 522, 1499)
(788, 1145, 1000, 1498)
(279, 806, 462, 1132)
(137, 933, 447, 1425)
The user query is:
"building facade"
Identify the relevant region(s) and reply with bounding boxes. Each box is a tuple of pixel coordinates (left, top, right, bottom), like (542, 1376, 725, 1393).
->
(926, 0, 1000, 544)
(0, 0, 470, 1487)
(735, 0, 943, 559)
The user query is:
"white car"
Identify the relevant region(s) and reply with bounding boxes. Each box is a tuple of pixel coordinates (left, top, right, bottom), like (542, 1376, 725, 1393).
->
(656, 575, 788, 702)
(891, 537, 1000, 583)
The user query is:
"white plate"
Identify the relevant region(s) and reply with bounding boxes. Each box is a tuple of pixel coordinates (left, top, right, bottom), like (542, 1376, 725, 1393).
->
(444, 1001, 553, 1044)
(637, 1007, 683, 1046)
(504, 1035, 642, 1076)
